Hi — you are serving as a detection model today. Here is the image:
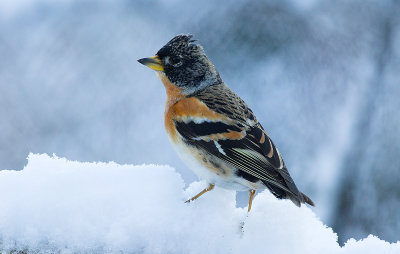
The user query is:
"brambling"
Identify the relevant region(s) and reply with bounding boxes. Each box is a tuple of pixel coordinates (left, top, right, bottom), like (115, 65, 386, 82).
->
(138, 34, 314, 211)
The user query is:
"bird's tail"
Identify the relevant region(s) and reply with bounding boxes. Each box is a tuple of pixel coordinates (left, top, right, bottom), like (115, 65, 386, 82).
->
(263, 181, 315, 207)
(300, 192, 315, 206)
(287, 191, 315, 207)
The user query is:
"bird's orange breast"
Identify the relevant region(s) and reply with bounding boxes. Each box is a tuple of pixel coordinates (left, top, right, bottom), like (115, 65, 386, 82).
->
(158, 74, 185, 142)
(158, 73, 231, 143)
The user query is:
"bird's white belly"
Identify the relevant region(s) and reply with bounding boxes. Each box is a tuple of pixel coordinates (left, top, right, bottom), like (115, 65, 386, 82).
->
(171, 138, 265, 191)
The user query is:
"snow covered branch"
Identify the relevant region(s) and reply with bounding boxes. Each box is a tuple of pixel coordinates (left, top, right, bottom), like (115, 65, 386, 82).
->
(0, 154, 398, 253)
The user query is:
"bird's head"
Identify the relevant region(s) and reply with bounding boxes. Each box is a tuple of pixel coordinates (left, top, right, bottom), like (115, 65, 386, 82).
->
(138, 34, 221, 95)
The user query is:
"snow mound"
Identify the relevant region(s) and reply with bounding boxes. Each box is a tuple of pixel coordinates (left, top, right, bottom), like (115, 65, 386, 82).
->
(0, 154, 398, 253)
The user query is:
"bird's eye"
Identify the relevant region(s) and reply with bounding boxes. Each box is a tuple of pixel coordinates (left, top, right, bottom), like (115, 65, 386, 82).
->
(170, 56, 183, 67)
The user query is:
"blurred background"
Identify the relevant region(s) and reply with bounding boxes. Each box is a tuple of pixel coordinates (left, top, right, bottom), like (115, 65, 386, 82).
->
(0, 0, 399, 244)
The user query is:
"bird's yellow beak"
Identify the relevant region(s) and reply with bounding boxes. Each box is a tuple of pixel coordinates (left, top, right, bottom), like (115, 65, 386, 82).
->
(137, 55, 164, 71)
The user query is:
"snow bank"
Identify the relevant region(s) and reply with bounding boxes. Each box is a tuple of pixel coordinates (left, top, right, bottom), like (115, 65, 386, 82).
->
(0, 154, 398, 253)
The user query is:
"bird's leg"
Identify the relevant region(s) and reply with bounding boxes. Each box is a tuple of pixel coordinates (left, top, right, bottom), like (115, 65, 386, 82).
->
(247, 189, 256, 212)
(240, 190, 257, 233)
(185, 184, 215, 203)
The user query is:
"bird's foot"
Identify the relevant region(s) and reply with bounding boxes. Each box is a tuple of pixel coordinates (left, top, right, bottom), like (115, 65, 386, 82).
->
(185, 184, 215, 203)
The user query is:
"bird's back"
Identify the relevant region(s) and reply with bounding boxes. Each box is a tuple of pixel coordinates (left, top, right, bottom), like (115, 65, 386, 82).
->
(182, 83, 314, 206)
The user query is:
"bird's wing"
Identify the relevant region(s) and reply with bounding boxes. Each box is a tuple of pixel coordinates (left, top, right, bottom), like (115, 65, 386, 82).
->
(173, 83, 301, 197)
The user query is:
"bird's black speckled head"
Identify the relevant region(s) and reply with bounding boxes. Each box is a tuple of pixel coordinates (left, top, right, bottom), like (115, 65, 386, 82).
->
(139, 34, 222, 95)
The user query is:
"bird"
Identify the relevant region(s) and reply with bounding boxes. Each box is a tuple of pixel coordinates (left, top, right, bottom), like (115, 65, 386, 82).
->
(138, 34, 314, 212)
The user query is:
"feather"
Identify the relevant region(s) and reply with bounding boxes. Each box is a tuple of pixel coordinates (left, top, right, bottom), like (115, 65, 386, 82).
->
(173, 83, 311, 205)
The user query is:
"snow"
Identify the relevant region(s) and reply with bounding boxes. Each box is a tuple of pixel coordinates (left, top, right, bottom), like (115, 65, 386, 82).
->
(0, 154, 399, 253)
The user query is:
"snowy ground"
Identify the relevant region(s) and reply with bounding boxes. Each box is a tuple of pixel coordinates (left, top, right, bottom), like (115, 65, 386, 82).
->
(0, 154, 399, 253)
